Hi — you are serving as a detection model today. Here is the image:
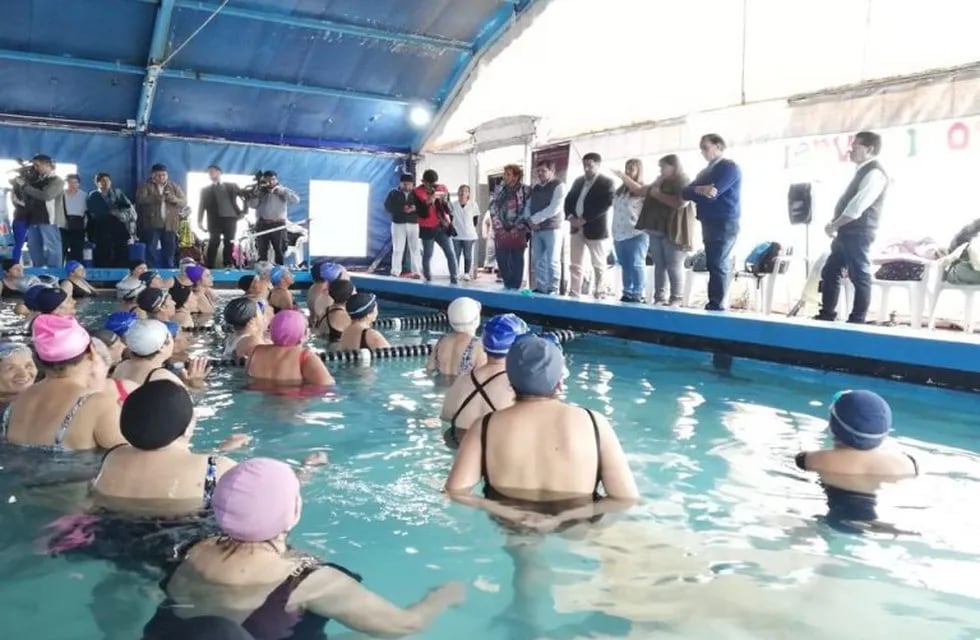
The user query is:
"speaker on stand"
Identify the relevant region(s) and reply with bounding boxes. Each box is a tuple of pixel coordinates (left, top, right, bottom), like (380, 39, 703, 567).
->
(788, 183, 813, 276)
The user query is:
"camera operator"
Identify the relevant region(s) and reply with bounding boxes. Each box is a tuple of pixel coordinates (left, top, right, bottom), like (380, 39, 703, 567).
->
(135, 163, 186, 268)
(10, 154, 66, 268)
(246, 170, 299, 265)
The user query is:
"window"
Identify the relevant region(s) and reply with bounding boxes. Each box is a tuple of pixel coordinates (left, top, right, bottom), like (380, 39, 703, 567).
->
(308, 180, 371, 258)
(184, 171, 256, 237)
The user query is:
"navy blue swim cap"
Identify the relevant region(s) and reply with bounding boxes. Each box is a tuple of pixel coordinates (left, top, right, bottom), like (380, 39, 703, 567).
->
(482, 314, 529, 356)
(105, 311, 139, 337)
(506, 334, 564, 397)
(829, 390, 892, 450)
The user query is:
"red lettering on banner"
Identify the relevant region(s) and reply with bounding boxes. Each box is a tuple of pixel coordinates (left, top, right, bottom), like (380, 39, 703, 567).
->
(947, 121, 969, 150)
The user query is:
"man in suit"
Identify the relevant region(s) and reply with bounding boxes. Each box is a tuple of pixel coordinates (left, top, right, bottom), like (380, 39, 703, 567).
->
(563, 152, 615, 298)
(198, 164, 242, 268)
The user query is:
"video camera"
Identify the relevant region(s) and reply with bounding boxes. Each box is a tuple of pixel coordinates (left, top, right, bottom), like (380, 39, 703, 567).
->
(6, 158, 40, 189)
(242, 170, 275, 198)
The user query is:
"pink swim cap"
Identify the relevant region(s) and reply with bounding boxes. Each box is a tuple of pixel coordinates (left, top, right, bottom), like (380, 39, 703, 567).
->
(32, 314, 91, 362)
(270, 309, 306, 347)
(212, 458, 301, 542)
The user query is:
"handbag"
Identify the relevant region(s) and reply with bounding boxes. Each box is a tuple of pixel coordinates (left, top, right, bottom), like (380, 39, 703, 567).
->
(66, 215, 86, 231)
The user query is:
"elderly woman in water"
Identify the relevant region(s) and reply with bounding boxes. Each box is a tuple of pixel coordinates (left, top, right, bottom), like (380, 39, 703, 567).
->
(268, 266, 296, 313)
(246, 310, 333, 386)
(0, 343, 38, 410)
(427, 297, 487, 376)
(222, 297, 268, 361)
(141, 458, 464, 639)
(61, 260, 98, 299)
(113, 319, 210, 389)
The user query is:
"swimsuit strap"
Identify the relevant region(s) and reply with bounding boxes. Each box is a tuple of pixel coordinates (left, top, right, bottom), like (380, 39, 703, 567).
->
(144, 366, 168, 384)
(459, 337, 479, 374)
(906, 453, 920, 476)
(56, 392, 97, 446)
(479, 413, 492, 486)
(359, 328, 370, 350)
(203, 455, 218, 509)
(99, 442, 129, 465)
(449, 370, 506, 433)
(585, 408, 602, 495)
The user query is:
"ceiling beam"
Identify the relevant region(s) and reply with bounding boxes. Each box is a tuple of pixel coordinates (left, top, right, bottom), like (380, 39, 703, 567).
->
(174, 0, 471, 53)
(136, 0, 177, 131)
(0, 49, 433, 108)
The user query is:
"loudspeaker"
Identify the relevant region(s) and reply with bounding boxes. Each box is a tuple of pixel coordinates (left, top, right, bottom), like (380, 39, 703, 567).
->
(788, 183, 812, 225)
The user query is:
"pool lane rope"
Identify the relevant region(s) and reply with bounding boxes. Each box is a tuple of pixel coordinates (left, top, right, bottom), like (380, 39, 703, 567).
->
(209, 329, 578, 367)
(374, 312, 449, 330)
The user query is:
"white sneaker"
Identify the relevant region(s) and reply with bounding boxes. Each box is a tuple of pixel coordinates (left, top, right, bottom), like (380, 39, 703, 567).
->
(461, 274, 471, 281)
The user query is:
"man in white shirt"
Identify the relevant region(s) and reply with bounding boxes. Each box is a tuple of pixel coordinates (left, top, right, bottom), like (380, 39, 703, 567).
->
(61, 173, 88, 264)
(816, 131, 888, 323)
(525, 161, 567, 294)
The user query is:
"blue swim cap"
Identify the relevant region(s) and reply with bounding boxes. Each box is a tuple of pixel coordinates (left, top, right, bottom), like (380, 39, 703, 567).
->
(23, 284, 48, 311)
(482, 313, 529, 356)
(105, 311, 139, 337)
(163, 320, 181, 338)
(65, 260, 84, 277)
(319, 261, 343, 283)
(270, 266, 287, 286)
(829, 390, 892, 450)
(506, 334, 564, 397)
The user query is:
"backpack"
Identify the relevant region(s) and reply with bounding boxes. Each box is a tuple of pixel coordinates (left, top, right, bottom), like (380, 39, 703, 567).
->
(685, 249, 707, 272)
(744, 241, 782, 275)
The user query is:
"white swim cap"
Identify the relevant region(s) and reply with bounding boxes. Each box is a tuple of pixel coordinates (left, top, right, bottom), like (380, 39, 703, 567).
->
(448, 297, 481, 334)
(125, 319, 170, 356)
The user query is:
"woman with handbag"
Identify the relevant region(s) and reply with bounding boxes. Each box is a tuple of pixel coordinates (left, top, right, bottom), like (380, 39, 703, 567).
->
(489, 165, 531, 290)
(635, 155, 694, 305)
(414, 170, 459, 284)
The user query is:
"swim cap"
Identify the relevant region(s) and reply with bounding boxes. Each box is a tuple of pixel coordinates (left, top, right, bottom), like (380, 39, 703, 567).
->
(33, 315, 91, 363)
(212, 458, 301, 542)
(179, 257, 197, 270)
(137, 287, 168, 313)
(35, 287, 69, 314)
(163, 320, 180, 338)
(23, 284, 48, 311)
(139, 270, 160, 285)
(65, 260, 84, 277)
(254, 261, 273, 279)
(270, 266, 288, 286)
(309, 258, 327, 282)
(270, 309, 306, 347)
(319, 261, 343, 283)
(170, 281, 192, 309)
(91, 328, 120, 349)
(828, 390, 892, 450)
(115, 276, 144, 300)
(121, 380, 194, 450)
(237, 275, 256, 293)
(223, 297, 259, 328)
(482, 314, 529, 356)
(328, 279, 354, 304)
(105, 311, 139, 337)
(448, 297, 481, 333)
(506, 334, 564, 397)
(186, 264, 206, 285)
(346, 292, 377, 320)
(125, 319, 170, 356)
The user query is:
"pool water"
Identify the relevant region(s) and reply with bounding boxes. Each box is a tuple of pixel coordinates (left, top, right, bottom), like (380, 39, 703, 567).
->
(1, 296, 979, 639)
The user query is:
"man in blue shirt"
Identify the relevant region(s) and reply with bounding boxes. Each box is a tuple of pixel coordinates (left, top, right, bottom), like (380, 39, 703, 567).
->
(682, 134, 742, 311)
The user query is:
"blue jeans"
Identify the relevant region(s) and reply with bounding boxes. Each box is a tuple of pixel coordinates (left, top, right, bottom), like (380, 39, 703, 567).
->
(420, 227, 458, 281)
(702, 219, 739, 310)
(11, 220, 28, 263)
(614, 233, 650, 299)
(139, 228, 178, 268)
(531, 229, 561, 293)
(27, 224, 63, 268)
(452, 239, 475, 275)
(647, 231, 687, 303)
(495, 244, 525, 290)
(819, 232, 873, 322)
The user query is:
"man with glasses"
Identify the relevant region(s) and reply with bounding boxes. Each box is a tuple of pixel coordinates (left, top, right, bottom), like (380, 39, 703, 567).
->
(815, 131, 888, 324)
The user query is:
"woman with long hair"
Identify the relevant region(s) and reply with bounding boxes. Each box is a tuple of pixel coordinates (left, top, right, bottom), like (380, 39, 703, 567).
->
(636, 154, 694, 305)
(489, 165, 531, 290)
(611, 159, 651, 302)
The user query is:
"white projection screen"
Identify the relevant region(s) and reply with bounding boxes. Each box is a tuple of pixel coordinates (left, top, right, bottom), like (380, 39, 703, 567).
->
(308, 180, 370, 258)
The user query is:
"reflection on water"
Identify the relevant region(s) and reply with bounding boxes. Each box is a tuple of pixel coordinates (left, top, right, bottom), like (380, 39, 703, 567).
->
(1, 302, 979, 639)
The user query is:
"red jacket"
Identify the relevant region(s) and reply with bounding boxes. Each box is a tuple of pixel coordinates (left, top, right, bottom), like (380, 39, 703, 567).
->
(414, 184, 450, 229)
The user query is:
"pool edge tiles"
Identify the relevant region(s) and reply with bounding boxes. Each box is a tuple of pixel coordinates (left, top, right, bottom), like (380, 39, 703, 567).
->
(346, 274, 980, 393)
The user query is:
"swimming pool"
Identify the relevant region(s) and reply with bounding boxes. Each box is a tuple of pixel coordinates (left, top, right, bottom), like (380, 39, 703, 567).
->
(1, 295, 979, 639)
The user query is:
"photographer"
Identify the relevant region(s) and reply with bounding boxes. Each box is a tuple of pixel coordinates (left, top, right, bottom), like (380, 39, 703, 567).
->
(246, 170, 299, 265)
(135, 163, 186, 268)
(88, 172, 135, 268)
(11, 154, 65, 268)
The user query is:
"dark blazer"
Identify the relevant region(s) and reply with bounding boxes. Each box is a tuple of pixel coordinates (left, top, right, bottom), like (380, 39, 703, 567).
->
(563, 175, 615, 240)
(384, 189, 419, 224)
(198, 182, 243, 226)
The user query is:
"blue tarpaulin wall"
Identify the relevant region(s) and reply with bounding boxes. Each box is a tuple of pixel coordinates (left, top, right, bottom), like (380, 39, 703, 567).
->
(0, 123, 404, 262)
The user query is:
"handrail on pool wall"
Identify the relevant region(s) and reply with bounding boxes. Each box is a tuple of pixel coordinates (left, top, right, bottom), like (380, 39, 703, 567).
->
(209, 329, 579, 367)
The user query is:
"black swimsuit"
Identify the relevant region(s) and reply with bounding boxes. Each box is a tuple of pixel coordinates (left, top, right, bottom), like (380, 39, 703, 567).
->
(479, 409, 604, 532)
(323, 307, 345, 343)
(444, 370, 507, 448)
(68, 280, 95, 299)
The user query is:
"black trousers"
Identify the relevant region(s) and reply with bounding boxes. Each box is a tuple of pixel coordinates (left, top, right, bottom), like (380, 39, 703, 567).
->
(91, 217, 130, 268)
(256, 219, 286, 265)
(61, 227, 85, 264)
(206, 217, 238, 268)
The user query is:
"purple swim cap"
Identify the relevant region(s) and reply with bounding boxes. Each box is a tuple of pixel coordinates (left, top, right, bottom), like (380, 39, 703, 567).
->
(212, 458, 301, 543)
(186, 265, 207, 284)
(269, 309, 306, 347)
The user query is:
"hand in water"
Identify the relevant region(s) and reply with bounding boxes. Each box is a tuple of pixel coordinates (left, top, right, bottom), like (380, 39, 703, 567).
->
(303, 452, 329, 466)
(181, 357, 211, 385)
(218, 433, 253, 451)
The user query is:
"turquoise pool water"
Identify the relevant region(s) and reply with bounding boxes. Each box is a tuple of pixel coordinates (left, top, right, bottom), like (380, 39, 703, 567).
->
(1, 296, 979, 639)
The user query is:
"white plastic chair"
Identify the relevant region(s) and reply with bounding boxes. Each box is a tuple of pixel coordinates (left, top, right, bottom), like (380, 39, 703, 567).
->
(682, 259, 736, 308)
(928, 281, 979, 333)
(871, 271, 931, 328)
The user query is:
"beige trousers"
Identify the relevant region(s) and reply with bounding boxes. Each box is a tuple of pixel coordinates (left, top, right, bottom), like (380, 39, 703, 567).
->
(569, 231, 607, 297)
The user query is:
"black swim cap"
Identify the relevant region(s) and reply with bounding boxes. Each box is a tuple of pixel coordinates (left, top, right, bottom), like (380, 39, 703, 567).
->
(346, 292, 377, 319)
(137, 287, 168, 313)
(170, 281, 192, 309)
(237, 275, 255, 292)
(121, 380, 194, 450)
(328, 279, 354, 304)
(223, 296, 258, 328)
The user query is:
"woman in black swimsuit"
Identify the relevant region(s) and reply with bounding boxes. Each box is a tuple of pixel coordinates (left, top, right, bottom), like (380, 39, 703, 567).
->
(316, 279, 354, 344)
(62, 260, 98, 299)
(143, 458, 464, 640)
(0, 259, 25, 298)
(338, 293, 390, 352)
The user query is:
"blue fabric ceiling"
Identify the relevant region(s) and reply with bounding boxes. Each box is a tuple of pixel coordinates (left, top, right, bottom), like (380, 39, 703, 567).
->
(0, 0, 537, 152)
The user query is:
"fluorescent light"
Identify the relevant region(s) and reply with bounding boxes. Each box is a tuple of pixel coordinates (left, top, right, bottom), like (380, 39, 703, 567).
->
(409, 106, 432, 128)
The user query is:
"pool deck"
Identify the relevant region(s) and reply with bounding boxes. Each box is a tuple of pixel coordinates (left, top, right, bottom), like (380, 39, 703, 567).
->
(32, 266, 980, 392)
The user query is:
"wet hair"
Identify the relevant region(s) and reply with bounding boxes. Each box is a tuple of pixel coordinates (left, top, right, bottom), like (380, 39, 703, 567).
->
(422, 169, 438, 183)
(854, 131, 882, 155)
(582, 152, 602, 164)
(700, 133, 726, 150)
(502, 164, 523, 182)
